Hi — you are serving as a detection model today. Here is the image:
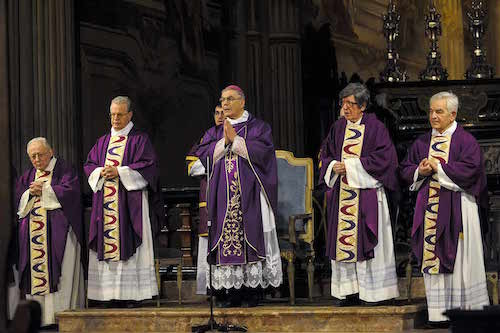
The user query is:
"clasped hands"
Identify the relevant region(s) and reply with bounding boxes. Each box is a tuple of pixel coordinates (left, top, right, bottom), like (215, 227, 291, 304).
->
(333, 161, 346, 175)
(100, 165, 119, 179)
(29, 181, 43, 196)
(224, 119, 237, 145)
(418, 158, 438, 177)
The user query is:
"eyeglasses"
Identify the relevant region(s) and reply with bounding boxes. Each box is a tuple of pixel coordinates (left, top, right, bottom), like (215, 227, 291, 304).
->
(339, 100, 358, 109)
(219, 96, 241, 103)
(109, 112, 129, 119)
(29, 151, 50, 160)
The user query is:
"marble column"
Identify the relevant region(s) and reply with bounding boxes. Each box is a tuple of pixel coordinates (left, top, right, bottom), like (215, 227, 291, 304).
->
(435, 0, 466, 80)
(267, 0, 304, 155)
(9, 0, 78, 172)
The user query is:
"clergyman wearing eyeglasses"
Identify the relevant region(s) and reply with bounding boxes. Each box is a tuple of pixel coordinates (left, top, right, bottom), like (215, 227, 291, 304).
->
(13, 137, 84, 325)
(84, 96, 163, 307)
(189, 85, 283, 308)
(318, 82, 400, 306)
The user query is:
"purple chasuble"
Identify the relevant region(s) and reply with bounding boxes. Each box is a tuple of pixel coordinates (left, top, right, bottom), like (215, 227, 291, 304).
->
(400, 125, 488, 273)
(186, 138, 210, 235)
(192, 114, 278, 265)
(84, 127, 162, 261)
(16, 159, 82, 294)
(318, 113, 399, 262)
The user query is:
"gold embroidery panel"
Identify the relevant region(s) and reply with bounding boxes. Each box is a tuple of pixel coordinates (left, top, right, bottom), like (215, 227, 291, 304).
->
(336, 124, 365, 263)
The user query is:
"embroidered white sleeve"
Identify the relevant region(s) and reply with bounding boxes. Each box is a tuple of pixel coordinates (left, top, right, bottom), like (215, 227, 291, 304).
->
(409, 168, 425, 192)
(324, 160, 339, 188)
(231, 136, 249, 159)
(344, 158, 381, 189)
(189, 160, 206, 177)
(213, 138, 227, 162)
(41, 182, 62, 210)
(88, 167, 104, 193)
(117, 166, 148, 191)
(437, 163, 463, 192)
(17, 189, 34, 219)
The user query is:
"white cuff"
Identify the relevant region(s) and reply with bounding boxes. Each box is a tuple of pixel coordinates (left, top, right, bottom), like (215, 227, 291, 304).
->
(344, 158, 381, 189)
(17, 189, 34, 219)
(409, 168, 425, 192)
(40, 182, 62, 210)
(88, 167, 104, 193)
(324, 160, 339, 188)
(437, 163, 463, 192)
(189, 160, 206, 177)
(231, 136, 249, 159)
(117, 166, 148, 191)
(213, 138, 226, 162)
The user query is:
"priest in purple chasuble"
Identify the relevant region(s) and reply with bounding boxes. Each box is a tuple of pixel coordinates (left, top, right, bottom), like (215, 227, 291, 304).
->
(318, 83, 400, 304)
(186, 105, 225, 295)
(192, 85, 282, 307)
(14, 137, 84, 325)
(84, 96, 160, 303)
(400, 91, 489, 322)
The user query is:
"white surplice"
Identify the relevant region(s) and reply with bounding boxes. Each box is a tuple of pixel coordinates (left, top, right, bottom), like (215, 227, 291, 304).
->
(87, 122, 158, 301)
(409, 121, 489, 322)
(324, 118, 399, 302)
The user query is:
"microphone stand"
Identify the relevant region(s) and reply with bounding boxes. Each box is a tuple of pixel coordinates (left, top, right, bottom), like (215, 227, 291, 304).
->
(192, 156, 247, 333)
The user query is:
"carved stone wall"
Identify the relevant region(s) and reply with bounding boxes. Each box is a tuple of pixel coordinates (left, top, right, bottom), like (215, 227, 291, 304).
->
(78, 0, 222, 187)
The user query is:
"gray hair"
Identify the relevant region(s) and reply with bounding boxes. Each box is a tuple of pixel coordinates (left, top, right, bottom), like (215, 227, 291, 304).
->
(110, 96, 132, 112)
(27, 137, 52, 153)
(339, 83, 370, 108)
(221, 87, 245, 100)
(430, 91, 459, 113)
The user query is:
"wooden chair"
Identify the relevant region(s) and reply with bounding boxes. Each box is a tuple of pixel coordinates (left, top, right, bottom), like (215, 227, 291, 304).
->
(275, 150, 315, 305)
(155, 248, 183, 306)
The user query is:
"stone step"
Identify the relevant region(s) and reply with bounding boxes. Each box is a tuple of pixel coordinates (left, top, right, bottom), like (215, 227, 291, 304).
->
(57, 302, 427, 332)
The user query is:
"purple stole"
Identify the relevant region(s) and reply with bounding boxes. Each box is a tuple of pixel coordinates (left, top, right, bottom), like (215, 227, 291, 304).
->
(422, 134, 451, 274)
(29, 169, 53, 295)
(336, 124, 365, 262)
(103, 135, 128, 261)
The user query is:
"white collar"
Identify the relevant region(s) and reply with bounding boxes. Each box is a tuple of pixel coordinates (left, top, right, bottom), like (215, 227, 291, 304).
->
(432, 121, 457, 136)
(41, 157, 57, 172)
(347, 114, 363, 125)
(227, 111, 249, 125)
(111, 121, 134, 136)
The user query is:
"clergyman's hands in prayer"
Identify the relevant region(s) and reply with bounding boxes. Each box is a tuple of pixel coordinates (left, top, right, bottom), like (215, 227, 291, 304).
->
(333, 161, 346, 175)
(101, 165, 119, 179)
(29, 181, 43, 196)
(418, 158, 433, 177)
(427, 159, 438, 173)
(224, 119, 237, 145)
